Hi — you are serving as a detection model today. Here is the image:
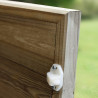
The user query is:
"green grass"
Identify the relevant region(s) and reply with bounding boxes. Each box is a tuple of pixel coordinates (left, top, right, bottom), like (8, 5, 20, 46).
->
(74, 18, 98, 98)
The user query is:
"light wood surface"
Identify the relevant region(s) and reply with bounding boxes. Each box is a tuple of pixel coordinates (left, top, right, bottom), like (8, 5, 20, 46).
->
(0, 1, 81, 98)
(62, 11, 81, 98)
(0, 0, 78, 14)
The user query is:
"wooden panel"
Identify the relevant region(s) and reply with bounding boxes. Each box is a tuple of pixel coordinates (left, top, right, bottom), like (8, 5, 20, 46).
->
(0, 7, 57, 76)
(0, 41, 53, 76)
(0, 12, 56, 59)
(0, 1, 81, 98)
(0, 56, 52, 98)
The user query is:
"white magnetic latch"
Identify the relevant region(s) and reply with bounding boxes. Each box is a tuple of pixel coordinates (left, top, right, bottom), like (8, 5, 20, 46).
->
(47, 64, 63, 91)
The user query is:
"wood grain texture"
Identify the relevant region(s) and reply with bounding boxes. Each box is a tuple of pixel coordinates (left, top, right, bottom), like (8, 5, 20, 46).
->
(0, 1, 81, 98)
(0, 2, 64, 76)
(52, 11, 81, 98)
(0, 12, 56, 59)
(0, 41, 54, 76)
(0, 56, 52, 98)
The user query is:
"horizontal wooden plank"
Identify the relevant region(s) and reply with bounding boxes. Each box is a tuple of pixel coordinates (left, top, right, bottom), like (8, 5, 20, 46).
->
(0, 41, 54, 76)
(0, 56, 52, 98)
(0, 5, 63, 23)
(0, 12, 57, 31)
(0, 1, 79, 15)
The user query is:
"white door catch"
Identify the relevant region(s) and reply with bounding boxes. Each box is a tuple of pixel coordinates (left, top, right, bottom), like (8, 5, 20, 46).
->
(47, 64, 63, 91)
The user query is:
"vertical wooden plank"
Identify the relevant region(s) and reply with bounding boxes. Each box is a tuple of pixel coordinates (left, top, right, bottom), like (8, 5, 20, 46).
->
(52, 14, 68, 98)
(61, 11, 81, 98)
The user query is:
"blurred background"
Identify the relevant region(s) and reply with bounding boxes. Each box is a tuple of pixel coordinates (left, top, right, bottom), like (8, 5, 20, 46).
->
(12, 0, 98, 98)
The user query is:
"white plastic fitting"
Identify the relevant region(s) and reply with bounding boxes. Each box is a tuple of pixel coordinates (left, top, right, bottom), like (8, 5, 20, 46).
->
(47, 64, 63, 91)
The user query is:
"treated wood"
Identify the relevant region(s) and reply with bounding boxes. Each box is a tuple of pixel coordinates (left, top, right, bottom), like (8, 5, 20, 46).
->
(0, 1, 81, 98)
(61, 11, 81, 98)
(0, 41, 54, 76)
(52, 11, 81, 98)
(0, 56, 52, 98)
(0, 11, 56, 59)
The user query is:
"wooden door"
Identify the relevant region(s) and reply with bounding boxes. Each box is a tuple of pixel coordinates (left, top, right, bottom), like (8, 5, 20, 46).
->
(0, 1, 81, 98)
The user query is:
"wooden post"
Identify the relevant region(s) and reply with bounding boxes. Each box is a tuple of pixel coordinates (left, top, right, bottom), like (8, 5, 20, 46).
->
(0, 1, 81, 98)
